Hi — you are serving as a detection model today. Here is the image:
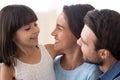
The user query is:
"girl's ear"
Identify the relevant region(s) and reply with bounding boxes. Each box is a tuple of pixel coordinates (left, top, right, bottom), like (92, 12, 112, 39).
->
(98, 49, 110, 60)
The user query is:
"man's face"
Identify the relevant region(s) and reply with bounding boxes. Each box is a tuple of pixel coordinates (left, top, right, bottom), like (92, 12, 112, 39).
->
(77, 24, 103, 65)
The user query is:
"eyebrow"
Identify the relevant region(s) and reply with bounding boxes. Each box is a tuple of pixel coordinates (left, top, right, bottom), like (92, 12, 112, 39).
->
(81, 36, 88, 45)
(57, 24, 64, 28)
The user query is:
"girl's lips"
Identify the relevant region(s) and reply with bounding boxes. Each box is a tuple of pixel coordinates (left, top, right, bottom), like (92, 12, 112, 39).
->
(30, 36, 38, 39)
(30, 34, 39, 39)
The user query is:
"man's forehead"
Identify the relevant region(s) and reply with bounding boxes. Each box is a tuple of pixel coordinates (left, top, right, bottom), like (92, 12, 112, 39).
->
(81, 24, 97, 44)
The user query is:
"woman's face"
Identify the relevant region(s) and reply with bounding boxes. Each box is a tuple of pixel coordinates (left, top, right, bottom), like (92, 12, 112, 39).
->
(51, 12, 78, 52)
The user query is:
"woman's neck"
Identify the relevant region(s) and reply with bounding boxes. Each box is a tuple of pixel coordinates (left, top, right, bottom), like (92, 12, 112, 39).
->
(60, 47, 84, 70)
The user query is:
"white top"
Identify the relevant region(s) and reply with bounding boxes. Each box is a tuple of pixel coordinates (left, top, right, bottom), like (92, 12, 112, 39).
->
(14, 45, 56, 80)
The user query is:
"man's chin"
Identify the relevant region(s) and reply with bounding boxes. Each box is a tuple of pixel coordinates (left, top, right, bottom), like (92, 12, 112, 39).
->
(84, 60, 95, 64)
(84, 60, 103, 66)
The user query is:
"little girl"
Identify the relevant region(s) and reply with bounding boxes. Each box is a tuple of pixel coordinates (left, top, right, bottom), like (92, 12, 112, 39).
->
(0, 4, 57, 80)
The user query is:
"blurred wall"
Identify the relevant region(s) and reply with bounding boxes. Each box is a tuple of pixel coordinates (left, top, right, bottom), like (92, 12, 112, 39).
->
(0, 0, 120, 45)
(36, 10, 57, 44)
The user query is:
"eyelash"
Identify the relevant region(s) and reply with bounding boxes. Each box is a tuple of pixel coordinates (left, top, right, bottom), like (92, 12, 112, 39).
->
(58, 27, 62, 30)
(57, 26, 64, 30)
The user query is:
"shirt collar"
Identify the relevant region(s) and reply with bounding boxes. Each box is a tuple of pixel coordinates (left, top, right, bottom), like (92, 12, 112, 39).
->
(99, 61, 120, 80)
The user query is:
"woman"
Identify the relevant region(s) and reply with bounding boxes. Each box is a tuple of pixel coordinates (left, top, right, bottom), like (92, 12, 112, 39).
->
(51, 4, 102, 80)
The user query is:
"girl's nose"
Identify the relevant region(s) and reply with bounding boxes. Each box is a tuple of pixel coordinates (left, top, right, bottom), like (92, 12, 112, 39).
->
(33, 26, 40, 34)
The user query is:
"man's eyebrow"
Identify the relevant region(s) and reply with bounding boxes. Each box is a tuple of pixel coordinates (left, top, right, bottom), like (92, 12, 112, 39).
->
(81, 36, 88, 45)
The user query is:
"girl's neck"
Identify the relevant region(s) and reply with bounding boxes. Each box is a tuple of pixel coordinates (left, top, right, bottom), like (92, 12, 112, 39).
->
(17, 45, 39, 57)
(17, 46, 41, 64)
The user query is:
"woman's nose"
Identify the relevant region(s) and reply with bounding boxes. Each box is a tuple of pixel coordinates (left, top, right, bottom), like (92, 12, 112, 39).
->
(51, 29, 56, 36)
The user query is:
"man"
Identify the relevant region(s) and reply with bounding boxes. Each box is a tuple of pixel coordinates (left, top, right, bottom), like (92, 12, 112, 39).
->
(77, 9, 120, 80)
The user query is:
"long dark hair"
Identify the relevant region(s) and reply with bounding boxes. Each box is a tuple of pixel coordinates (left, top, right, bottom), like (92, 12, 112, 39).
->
(63, 4, 94, 39)
(0, 4, 37, 66)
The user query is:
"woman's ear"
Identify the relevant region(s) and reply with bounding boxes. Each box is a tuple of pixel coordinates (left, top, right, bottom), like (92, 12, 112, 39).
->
(98, 49, 110, 59)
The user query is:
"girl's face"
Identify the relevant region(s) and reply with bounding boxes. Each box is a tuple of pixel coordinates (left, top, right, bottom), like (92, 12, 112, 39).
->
(13, 21, 40, 48)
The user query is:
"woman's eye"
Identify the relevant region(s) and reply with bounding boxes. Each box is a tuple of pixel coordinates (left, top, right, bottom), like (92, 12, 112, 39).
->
(58, 26, 63, 30)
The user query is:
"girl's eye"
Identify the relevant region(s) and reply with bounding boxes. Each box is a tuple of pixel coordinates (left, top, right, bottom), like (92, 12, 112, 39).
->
(24, 25, 31, 30)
